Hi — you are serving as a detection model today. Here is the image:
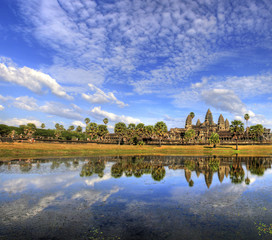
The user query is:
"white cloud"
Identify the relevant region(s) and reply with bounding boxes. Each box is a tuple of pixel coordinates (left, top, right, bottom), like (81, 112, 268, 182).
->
(82, 83, 128, 108)
(0, 94, 12, 102)
(3, 94, 83, 121)
(108, 125, 114, 130)
(0, 104, 4, 111)
(201, 89, 248, 116)
(0, 118, 42, 127)
(0, 61, 72, 100)
(18, 0, 272, 95)
(13, 96, 39, 111)
(45, 65, 105, 87)
(40, 102, 83, 120)
(72, 120, 85, 127)
(91, 106, 140, 124)
(193, 74, 272, 99)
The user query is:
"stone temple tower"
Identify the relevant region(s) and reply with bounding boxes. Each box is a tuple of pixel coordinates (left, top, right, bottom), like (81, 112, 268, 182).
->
(225, 119, 230, 131)
(218, 114, 225, 131)
(205, 109, 214, 126)
(185, 114, 192, 129)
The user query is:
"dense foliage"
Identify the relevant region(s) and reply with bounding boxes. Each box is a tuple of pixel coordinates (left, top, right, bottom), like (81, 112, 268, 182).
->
(209, 132, 220, 148)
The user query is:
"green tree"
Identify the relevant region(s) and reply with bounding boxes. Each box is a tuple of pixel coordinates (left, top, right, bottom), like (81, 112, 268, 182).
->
(154, 121, 168, 147)
(59, 125, 65, 131)
(97, 124, 108, 140)
(114, 122, 127, 145)
(230, 120, 244, 150)
(103, 118, 108, 125)
(144, 125, 154, 138)
(84, 118, 90, 135)
(84, 118, 90, 125)
(249, 124, 264, 141)
(184, 129, 195, 143)
(244, 113, 250, 128)
(87, 122, 98, 140)
(23, 123, 37, 138)
(76, 125, 83, 133)
(55, 123, 60, 130)
(68, 125, 75, 131)
(41, 123, 45, 129)
(0, 124, 12, 136)
(136, 123, 145, 137)
(127, 123, 136, 144)
(209, 132, 220, 148)
(190, 112, 195, 119)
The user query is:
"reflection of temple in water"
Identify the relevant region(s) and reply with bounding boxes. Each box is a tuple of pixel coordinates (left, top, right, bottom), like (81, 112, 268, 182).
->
(1, 155, 272, 188)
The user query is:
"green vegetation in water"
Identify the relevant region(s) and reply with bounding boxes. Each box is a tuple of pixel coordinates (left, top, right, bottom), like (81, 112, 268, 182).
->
(255, 222, 272, 236)
(88, 227, 120, 240)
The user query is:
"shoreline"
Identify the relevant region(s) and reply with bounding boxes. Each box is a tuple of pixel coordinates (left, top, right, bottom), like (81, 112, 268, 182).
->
(0, 142, 272, 160)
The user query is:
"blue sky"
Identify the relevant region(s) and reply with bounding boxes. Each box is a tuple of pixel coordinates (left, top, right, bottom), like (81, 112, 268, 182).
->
(0, 0, 272, 131)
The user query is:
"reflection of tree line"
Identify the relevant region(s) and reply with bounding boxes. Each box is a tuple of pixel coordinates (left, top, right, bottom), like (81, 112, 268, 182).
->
(1, 156, 271, 187)
(110, 158, 166, 181)
(80, 157, 166, 181)
(80, 159, 105, 178)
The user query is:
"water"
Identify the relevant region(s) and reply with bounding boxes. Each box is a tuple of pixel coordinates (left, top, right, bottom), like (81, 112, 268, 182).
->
(0, 155, 272, 240)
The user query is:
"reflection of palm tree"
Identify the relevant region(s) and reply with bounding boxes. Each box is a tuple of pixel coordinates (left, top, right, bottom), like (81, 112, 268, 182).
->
(20, 162, 32, 172)
(245, 177, 250, 185)
(80, 159, 105, 178)
(230, 155, 245, 184)
(249, 159, 265, 176)
(151, 165, 166, 181)
(51, 160, 61, 170)
(189, 179, 194, 187)
(245, 158, 250, 185)
(111, 162, 123, 178)
(80, 163, 93, 177)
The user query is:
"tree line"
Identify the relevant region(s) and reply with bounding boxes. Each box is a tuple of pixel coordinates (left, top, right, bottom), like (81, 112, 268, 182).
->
(0, 114, 265, 147)
(0, 118, 168, 145)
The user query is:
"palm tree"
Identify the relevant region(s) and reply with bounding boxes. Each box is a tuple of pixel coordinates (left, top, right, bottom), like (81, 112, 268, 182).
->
(55, 123, 60, 130)
(114, 122, 127, 145)
(68, 125, 75, 131)
(136, 123, 145, 137)
(249, 124, 264, 141)
(244, 113, 250, 128)
(154, 121, 168, 147)
(127, 123, 136, 143)
(87, 122, 98, 140)
(97, 124, 108, 140)
(209, 132, 220, 148)
(190, 112, 195, 119)
(144, 125, 154, 139)
(41, 123, 45, 129)
(84, 118, 90, 135)
(85, 118, 90, 125)
(230, 120, 244, 150)
(103, 118, 108, 125)
(76, 126, 83, 133)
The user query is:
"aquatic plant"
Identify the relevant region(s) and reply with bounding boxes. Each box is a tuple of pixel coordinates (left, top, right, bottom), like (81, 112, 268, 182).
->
(255, 222, 272, 236)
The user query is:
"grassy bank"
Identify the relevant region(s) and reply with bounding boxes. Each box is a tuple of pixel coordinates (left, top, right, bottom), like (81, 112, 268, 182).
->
(0, 142, 272, 160)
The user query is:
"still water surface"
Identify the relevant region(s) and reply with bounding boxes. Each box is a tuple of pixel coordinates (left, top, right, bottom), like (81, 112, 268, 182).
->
(0, 155, 272, 240)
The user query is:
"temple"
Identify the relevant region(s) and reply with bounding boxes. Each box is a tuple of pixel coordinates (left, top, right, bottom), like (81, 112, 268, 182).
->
(169, 109, 271, 143)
